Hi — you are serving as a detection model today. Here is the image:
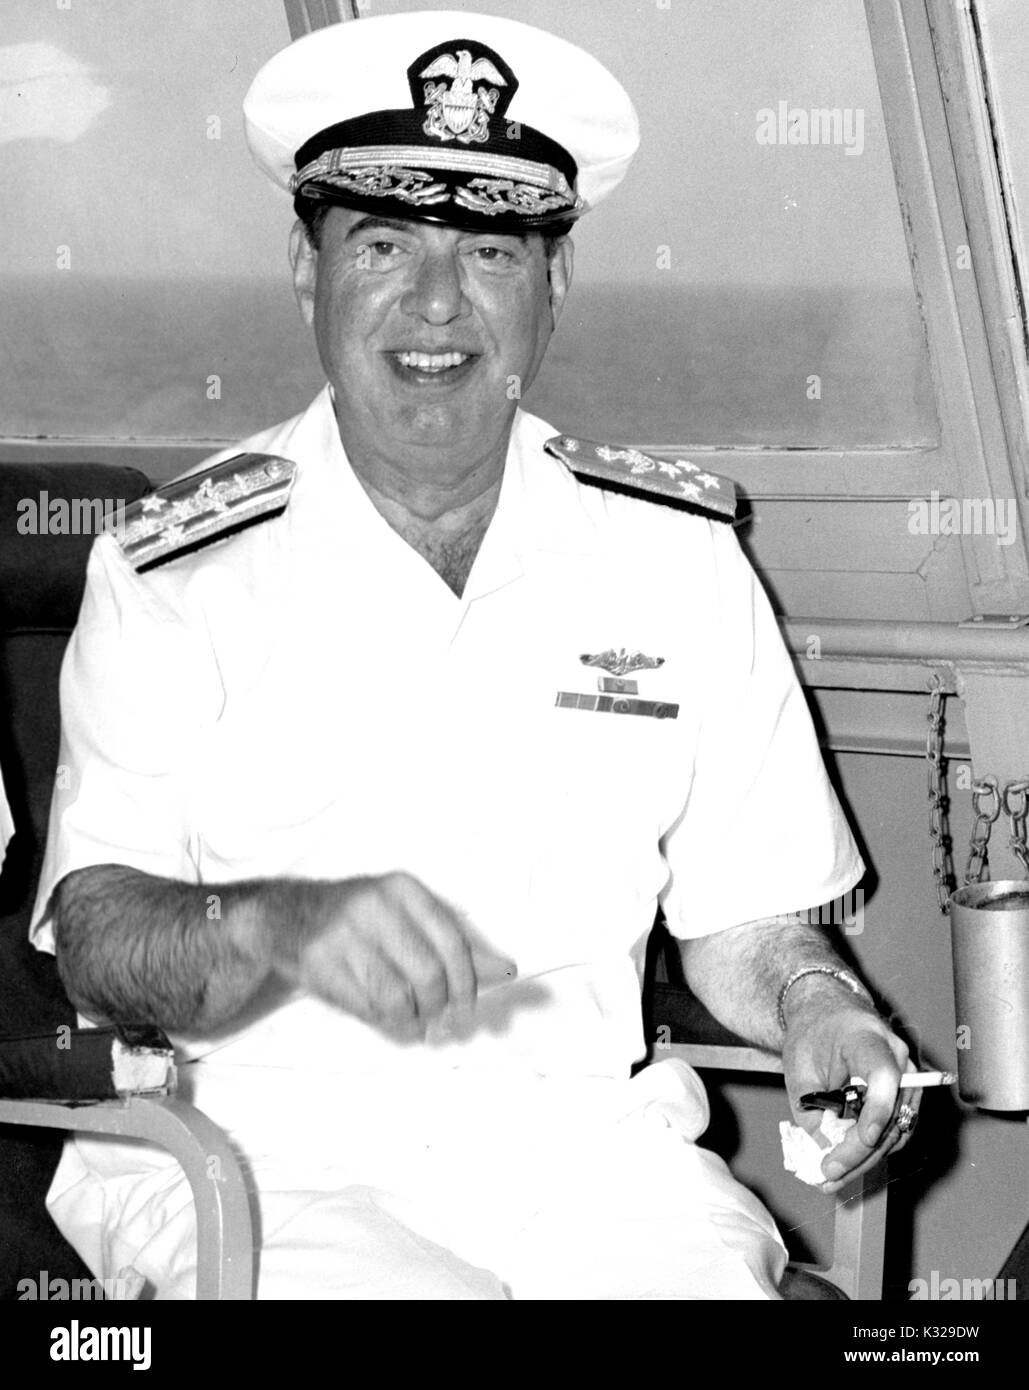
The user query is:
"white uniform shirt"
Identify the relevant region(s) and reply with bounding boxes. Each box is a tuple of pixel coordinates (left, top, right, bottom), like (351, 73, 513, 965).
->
(30, 388, 863, 1291)
(0, 760, 13, 870)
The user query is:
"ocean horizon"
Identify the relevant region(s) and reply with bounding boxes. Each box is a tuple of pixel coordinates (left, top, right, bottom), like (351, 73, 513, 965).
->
(0, 275, 937, 451)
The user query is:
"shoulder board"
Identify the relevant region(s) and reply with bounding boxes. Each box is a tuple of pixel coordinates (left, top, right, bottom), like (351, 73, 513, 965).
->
(114, 453, 297, 573)
(545, 435, 737, 522)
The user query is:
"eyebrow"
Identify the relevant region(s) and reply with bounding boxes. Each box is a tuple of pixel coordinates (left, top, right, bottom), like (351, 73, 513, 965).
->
(344, 216, 420, 240)
(344, 215, 530, 247)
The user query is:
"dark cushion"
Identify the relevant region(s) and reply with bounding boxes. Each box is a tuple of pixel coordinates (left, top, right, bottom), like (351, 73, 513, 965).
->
(1, 635, 69, 874)
(0, 462, 152, 905)
(0, 463, 151, 630)
(642, 920, 751, 1049)
(647, 981, 751, 1048)
(0, 461, 151, 1300)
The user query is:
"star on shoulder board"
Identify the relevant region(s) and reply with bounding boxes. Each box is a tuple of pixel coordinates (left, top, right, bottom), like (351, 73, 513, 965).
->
(545, 435, 737, 522)
(113, 453, 297, 573)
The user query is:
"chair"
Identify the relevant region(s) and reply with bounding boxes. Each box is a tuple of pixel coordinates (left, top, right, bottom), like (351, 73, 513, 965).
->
(0, 463, 254, 1300)
(0, 462, 884, 1301)
(644, 924, 888, 1300)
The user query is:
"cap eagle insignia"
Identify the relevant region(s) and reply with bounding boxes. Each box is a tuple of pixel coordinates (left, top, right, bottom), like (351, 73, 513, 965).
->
(420, 50, 507, 143)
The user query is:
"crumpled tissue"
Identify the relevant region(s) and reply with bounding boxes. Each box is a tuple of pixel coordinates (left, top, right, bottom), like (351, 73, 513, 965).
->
(780, 1110, 856, 1186)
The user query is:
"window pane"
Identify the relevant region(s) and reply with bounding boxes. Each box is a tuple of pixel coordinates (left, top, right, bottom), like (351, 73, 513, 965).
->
(976, 0, 1029, 348)
(376, 0, 939, 450)
(0, 0, 938, 449)
(0, 0, 321, 442)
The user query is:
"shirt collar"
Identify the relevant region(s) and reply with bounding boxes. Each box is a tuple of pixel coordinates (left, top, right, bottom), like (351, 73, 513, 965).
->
(286, 387, 598, 594)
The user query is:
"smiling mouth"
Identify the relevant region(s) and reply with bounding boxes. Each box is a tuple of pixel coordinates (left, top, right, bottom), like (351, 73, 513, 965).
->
(392, 350, 474, 375)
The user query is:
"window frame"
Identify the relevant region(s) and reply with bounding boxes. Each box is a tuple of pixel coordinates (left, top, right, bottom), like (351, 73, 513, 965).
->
(3, 0, 1026, 643)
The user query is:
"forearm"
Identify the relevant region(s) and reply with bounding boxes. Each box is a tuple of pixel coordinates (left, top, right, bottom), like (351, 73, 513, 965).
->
(51, 864, 502, 1041)
(678, 915, 875, 1051)
(682, 913, 913, 1193)
(52, 864, 287, 1034)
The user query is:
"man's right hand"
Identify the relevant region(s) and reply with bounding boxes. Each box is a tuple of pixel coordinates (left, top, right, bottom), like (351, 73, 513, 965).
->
(267, 871, 516, 1040)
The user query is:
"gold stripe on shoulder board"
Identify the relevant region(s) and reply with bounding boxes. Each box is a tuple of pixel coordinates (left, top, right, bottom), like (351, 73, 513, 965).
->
(115, 453, 297, 572)
(545, 435, 737, 521)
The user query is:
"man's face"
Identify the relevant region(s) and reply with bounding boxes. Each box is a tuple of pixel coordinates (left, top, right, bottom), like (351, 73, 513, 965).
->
(291, 207, 573, 483)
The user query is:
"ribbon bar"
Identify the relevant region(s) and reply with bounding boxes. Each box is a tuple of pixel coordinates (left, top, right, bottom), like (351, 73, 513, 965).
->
(555, 692, 679, 720)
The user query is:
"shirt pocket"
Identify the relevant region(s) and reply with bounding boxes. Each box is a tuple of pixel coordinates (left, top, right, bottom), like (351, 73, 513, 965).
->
(515, 664, 698, 959)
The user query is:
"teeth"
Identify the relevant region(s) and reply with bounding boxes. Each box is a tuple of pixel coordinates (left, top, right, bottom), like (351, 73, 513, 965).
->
(396, 351, 470, 372)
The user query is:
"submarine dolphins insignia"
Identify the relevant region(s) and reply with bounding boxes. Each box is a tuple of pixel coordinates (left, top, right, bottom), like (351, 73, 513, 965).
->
(579, 649, 666, 678)
(421, 50, 507, 143)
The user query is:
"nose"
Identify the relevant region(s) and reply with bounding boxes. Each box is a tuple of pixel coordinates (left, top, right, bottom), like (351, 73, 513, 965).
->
(400, 244, 471, 325)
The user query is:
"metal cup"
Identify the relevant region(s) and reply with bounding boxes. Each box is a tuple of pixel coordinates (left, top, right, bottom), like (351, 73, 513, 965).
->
(948, 880, 1029, 1110)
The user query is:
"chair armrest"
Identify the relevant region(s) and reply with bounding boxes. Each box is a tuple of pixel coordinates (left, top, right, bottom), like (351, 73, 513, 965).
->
(664, 1042, 783, 1073)
(0, 1095, 253, 1299)
(649, 978, 783, 1071)
(0, 1027, 253, 1297)
(659, 1041, 886, 1300)
(647, 941, 887, 1299)
(0, 1024, 175, 1101)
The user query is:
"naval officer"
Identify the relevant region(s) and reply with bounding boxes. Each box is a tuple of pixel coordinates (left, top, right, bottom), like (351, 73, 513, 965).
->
(31, 11, 915, 1299)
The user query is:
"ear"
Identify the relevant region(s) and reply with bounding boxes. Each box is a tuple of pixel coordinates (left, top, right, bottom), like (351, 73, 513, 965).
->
(546, 236, 574, 330)
(290, 221, 318, 328)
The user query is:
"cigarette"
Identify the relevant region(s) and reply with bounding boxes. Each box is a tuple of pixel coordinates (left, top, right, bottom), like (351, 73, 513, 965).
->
(899, 1071, 956, 1089)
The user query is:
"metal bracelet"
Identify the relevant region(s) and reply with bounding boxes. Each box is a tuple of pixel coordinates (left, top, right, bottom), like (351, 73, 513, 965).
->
(777, 965, 874, 1034)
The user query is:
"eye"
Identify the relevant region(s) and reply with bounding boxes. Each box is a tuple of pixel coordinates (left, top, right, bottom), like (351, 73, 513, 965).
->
(468, 243, 518, 265)
(355, 239, 404, 268)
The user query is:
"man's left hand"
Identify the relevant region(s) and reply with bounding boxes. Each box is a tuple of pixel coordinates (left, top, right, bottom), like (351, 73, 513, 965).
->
(782, 1000, 916, 1194)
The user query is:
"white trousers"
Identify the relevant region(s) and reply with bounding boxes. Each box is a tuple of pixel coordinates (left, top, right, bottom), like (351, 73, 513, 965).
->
(47, 1059, 787, 1300)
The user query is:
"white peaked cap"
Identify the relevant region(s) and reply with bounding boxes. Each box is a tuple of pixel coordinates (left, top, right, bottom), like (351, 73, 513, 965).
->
(243, 10, 639, 231)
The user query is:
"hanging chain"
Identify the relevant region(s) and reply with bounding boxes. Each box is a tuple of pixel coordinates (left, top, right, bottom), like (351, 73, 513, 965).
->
(926, 676, 956, 913)
(1003, 780, 1029, 878)
(964, 777, 1001, 884)
(925, 677, 1029, 900)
